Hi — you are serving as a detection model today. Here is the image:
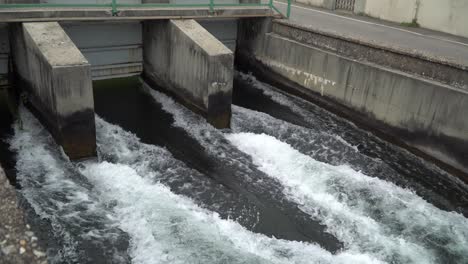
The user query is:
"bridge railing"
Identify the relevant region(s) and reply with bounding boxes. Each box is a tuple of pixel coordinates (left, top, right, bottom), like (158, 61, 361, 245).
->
(0, 0, 291, 18)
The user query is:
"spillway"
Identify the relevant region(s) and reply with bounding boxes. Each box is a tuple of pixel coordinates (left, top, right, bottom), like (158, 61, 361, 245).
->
(0, 74, 467, 264)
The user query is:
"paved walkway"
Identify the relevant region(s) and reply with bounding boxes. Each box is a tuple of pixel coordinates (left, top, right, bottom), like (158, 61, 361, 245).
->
(274, 1, 468, 68)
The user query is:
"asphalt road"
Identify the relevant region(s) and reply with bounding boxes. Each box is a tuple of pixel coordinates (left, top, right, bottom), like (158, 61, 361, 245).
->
(273, 1, 468, 67)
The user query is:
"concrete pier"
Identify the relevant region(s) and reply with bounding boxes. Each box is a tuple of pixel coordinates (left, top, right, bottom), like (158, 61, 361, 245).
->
(237, 18, 468, 176)
(143, 19, 234, 128)
(10, 22, 96, 160)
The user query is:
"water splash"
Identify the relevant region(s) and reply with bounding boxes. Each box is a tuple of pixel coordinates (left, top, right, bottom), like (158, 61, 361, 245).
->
(227, 132, 468, 264)
(9, 109, 129, 263)
(10, 108, 380, 263)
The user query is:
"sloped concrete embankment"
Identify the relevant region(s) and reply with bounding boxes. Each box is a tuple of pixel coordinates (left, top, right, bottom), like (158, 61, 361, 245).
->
(236, 18, 468, 178)
(0, 166, 47, 264)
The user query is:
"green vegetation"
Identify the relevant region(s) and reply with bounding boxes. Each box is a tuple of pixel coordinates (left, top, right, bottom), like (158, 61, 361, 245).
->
(401, 18, 420, 28)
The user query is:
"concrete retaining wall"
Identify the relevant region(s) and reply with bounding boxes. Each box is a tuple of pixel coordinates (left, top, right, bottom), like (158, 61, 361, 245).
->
(362, 0, 417, 23)
(292, 0, 468, 38)
(272, 20, 468, 91)
(416, 0, 468, 38)
(362, 0, 468, 38)
(293, 0, 334, 9)
(10, 22, 96, 160)
(143, 19, 234, 128)
(237, 18, 468, 175)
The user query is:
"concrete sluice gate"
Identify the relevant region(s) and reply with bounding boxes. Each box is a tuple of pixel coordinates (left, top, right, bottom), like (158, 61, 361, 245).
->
(0, 13, 468, 264)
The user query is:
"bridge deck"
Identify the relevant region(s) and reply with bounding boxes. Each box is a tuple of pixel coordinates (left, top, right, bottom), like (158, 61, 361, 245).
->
(0, 6, 277, 22)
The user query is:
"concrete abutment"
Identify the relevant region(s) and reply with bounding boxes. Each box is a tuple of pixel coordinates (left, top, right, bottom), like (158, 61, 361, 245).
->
(3, 18, 236, 161)
(10, 22, 96, 160)
(143, 19, 234, 128)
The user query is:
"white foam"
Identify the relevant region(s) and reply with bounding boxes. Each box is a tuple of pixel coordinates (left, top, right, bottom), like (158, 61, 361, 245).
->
(12, 94, 468, 263)
(238, 72, 468, 191)
(227, 132, 468, 264)
(143, 83, 261, 179)
(11, 108, 382, 264)
(9, 109, 127, 263)
(80, 161, 381, 264)
(92, 117, 383, 263)
(142, 82, 214, 143)
(237, 72, 355, 129)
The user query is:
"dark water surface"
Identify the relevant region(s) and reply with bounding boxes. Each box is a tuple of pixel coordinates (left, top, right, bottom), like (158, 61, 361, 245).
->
(93, 77, 342, 251)
(233, 73, 468, 217)
(0, 75, 467, 264)
(0, 89, 15, 183)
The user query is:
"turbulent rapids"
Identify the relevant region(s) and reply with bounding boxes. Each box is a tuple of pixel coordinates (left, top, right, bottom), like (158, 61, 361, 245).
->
(3, 74, 468, 263)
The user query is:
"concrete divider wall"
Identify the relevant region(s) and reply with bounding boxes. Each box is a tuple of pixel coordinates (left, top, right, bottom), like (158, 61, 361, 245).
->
(143, 19, 234, 128)
(237, 18, 468, 175)
(44, 20, 235, 81)
(10, 22, 96, 159)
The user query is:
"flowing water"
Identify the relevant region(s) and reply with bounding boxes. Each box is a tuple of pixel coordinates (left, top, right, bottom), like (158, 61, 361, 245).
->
(1, 74, 467, 264)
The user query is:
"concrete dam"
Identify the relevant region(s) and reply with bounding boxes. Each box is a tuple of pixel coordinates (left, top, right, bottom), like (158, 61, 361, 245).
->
(0, 1, 467, 263)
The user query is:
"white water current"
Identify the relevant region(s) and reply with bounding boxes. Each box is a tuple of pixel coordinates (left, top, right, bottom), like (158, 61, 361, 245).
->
(7, 77, 468, 263)
(10, 109, 380, 264)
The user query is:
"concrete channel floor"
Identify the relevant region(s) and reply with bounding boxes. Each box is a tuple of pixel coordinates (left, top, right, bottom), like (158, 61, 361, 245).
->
(0, 166, 47, 264)
(274, 0, 468, 69)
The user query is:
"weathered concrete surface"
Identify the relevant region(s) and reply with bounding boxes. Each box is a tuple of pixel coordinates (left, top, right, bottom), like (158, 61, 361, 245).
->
(10, 22, 96, 160)
(0, 166, 47, 264)
(273, 20, 468, 91)
(0, 23, 9, 89)
(143, 19, 234, 128)
(143, 0, 169, 3)
(0, 0, 39, 3)
(281, 0, 468, 39)
(61, 22, 143, 80)
(0, 6, 275, 22)
(362, 0, 417, 23)
(361, 0, 468, 39)
(273, 1, 468, 75)
(237, 18, 468, 176)
(0, 24, 9, 76)
(198, 19, 238, 51)
(417, 0, 468, 39)
(54, 20, 235, 80)
(291, 0, 330, 9)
